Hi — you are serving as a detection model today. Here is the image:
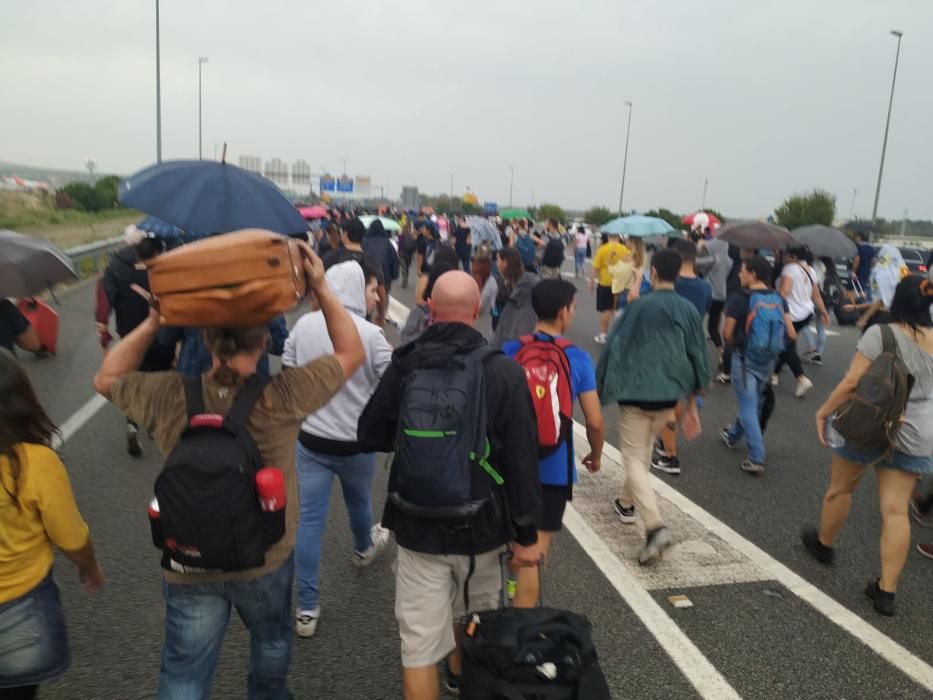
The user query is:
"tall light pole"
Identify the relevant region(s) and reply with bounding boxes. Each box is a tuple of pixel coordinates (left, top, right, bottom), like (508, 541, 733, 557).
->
(617, 100, 633, 215)
(198, 57, 209, 160)
(155, 0, 162, 162)
(509, 166, 514, 207)
(850, 188, 857, 219)
(871, 30, 903, 224)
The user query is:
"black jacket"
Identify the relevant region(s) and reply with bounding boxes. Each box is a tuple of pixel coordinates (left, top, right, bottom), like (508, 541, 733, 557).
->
(102, 248, 152, 338)
(362, 221, 400, 288)
(359, 323, 541, 555)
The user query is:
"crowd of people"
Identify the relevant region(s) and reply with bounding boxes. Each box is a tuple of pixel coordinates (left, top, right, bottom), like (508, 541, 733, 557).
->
(1, 208, 932, 699)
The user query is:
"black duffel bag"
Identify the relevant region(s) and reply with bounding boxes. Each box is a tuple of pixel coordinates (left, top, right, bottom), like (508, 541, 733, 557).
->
(460, 555, 610, 700)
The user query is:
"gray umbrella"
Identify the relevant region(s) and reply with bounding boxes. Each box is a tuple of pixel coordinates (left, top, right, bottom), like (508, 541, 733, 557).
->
(791, 225, 857, 259)
(717, 220, 796, 250)
(0, 230, 77, 297)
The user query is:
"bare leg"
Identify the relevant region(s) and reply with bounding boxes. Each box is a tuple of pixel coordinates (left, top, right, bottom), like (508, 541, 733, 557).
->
(817, 453, 867, 546)
(513, 531, 553, 609)
(876, 467, 920, 592)
(403, 666, 439, 700)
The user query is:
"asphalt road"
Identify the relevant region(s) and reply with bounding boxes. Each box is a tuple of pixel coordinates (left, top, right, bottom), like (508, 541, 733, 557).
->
(17, 254, 933, 699)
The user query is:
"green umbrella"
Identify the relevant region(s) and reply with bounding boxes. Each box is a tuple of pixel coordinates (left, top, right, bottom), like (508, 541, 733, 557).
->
(499, 208, 533, 221)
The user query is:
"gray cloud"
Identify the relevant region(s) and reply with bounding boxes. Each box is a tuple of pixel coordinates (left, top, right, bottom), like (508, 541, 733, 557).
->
(1, 0, 930, 219)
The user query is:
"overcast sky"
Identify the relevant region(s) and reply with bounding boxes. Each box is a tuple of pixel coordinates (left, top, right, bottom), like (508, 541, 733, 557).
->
(1, 1, 931, 219)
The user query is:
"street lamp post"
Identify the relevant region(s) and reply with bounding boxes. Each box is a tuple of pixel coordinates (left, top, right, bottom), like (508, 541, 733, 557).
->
(155, 0, 162, 163)
(617, 100, 633, 215)
(509, 166, 514, 207)
(198, 57, 209, 160)
(871, 30, 903, 225)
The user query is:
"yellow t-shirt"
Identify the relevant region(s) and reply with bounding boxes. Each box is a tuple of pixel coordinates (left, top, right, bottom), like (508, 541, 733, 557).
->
(592, 241, 631, 287)
(608, 259, 636, 295)
(0, 443, 90, 603)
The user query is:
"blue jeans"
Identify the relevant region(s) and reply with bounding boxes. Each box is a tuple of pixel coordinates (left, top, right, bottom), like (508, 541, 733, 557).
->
(574, 248, 586, 276)
(727, 355, 770, 465)
(159, 555, 294, 700)
(0, 574, 69, 688)
(295, 443, 376, 612)
(802, 313, 827, 355)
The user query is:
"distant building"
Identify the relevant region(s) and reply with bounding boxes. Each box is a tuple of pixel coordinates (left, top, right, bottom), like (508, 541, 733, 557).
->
(238, 155, 262, 174)
(401, 186, 419, 210)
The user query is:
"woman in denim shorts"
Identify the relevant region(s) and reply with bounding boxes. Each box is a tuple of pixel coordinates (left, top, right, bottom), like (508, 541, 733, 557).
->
(801, 276, 933, 617)
(0, 350, 105, 698)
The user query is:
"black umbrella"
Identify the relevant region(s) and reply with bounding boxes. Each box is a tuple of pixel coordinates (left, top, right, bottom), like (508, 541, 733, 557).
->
(791, 225, 857, 259)
(0, 230, 77, 297)
(717, 220, 796, 250)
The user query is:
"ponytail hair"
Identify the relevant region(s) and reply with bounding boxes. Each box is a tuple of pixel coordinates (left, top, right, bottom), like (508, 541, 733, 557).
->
(204, 326, 269, 385)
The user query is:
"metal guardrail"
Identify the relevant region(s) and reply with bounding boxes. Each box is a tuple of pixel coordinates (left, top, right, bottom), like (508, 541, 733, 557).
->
(65, 236, 125, 276)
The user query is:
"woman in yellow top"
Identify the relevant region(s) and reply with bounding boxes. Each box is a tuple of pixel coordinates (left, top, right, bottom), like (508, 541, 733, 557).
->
(608, 238, 647, 312)
(590, 232, 631, 344)
(0, 349, 104, 699)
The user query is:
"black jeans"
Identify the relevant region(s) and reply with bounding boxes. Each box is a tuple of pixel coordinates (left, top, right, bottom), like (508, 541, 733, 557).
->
(774, 314, 813, 379)
(708, 299, 725, 349)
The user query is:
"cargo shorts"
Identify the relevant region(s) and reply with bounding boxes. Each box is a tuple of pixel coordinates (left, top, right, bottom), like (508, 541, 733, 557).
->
(395, 546, 504, 668)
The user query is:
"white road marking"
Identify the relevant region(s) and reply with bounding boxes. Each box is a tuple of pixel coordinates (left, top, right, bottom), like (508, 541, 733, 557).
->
(563, 505, 742, 699)
(53, 393, 109, 449)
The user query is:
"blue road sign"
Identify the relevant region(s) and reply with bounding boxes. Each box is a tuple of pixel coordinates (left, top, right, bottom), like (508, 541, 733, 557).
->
(484, 201, 498, 214)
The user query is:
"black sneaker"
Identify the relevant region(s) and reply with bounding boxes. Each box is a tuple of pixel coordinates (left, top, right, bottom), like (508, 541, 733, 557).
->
(638, 526, 672, 565)
(800, 528, 834, 565)
(613, 498, 637, 524)
(651, 455, 681, 475)
(864, 579, 896, 616)
(443, 659, 461, 695)
(809, 354, 823, 366)
(653, 437, 669, 459)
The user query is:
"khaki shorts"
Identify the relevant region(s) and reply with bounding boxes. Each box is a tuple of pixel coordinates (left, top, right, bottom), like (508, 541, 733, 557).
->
(395, 546, 504, 668)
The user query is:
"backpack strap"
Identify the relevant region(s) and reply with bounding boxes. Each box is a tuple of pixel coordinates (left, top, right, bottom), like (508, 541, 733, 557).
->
(518, 334, 534, 345)
(880, 324, 897, 355)
(223, 374, 272, 431)
(183, 374, 205, 420)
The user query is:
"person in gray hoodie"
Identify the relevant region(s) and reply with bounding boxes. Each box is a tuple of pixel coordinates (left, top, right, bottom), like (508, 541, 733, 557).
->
(492, 247, 540, 348)
(283, 259, 394, 639)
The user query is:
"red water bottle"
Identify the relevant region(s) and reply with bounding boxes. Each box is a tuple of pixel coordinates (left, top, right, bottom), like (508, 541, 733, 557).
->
(147, 497, 164, 548)
(256, 467, 286, 512)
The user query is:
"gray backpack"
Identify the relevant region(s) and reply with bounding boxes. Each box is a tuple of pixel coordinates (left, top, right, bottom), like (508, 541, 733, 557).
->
(833, 325, 914, 452)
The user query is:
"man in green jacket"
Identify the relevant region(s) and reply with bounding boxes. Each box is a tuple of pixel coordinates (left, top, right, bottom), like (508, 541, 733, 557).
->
(596, 249, 710, 564)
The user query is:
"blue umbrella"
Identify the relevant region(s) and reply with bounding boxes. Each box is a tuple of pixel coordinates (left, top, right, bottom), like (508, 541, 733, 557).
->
(600, 215, 674, 237)
(119, 160, 308, 236)
(137, 215, 188, 240)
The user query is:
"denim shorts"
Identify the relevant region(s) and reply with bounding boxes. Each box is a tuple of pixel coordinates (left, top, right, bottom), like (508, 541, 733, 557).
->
(0, 574, 70, 688)
(833, 443, 933, 476)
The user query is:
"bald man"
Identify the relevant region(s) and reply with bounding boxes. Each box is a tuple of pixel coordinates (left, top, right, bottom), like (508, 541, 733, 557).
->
(359, 270, 542, 700)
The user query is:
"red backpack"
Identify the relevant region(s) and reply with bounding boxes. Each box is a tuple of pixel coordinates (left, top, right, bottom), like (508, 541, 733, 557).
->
(514, 334, 574, 458)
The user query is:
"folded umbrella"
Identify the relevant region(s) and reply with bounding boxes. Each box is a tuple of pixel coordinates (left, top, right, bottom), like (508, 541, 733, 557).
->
(790, 225, 857, 259)
(717, 220, 795, 250)
(0, 230, 77, 297)
(601, 215, 674, 237)
(119, 160, 309, 236)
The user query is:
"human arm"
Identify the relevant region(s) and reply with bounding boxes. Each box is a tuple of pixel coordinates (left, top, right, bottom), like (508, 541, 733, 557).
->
(723, 317, 737, 345)
(810, 271, 830, 324)
(784, 311, 797, 341)
(94, 308, 161, 398)
(94, 279, 113, 348)
(779, 271, 793, 298)
(357, 364, 402, 452)
(850, 254, 860, 279)
(531, 233, 545, 247)
(856, 300, 884, 330)
(578, 390, 604, 472)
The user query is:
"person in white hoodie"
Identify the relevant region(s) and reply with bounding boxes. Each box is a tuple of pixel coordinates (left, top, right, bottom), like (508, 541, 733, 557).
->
(283, 260, 394, 638)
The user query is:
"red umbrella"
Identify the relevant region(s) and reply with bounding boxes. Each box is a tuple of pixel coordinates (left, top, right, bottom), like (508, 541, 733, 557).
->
(298, 205, 328, 220)
(682, 211, 721, 230)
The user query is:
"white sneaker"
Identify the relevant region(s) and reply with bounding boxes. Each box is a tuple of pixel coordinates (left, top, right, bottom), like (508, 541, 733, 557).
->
(295, 608, 320, 638)
(770, 374, 779, 387)
(354, 525, 391, 567)
(594, 333, 607, 345)
(794, 376, 813, 398)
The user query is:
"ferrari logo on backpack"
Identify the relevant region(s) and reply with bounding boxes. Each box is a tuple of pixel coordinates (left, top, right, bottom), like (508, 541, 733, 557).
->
(535, 385, 546, 400)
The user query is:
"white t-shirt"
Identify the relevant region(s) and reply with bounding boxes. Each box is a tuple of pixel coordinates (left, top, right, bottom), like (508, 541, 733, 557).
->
(575, 231, 588, 249)
(781, 262, 815, 322)
(811, 260, 826, 289)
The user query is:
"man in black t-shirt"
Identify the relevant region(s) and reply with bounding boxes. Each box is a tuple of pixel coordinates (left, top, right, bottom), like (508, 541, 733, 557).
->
(415, 220, 439, 276)
(0, 299, 40, 355)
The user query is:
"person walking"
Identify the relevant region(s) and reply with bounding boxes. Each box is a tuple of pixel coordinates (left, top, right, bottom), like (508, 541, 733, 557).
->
(97, 225, 175, 456)
(720, 256, 796, 474)
(358, 270, 541, 700)
(491, 248, 539, 348)
(573, 226, 589, 278)
(652, 240, 713, 475)
(851, 231, 876, 301)
(93, 244, 365, 699)
(452, 216, 473, 273)
(801, 255, 831, 365)
(504, 279, 604, 607)
(539, 218, 565, 280)
(399, 247, 461, 346)
(284, 260, 393, 638)
(514, 218, 542, 274)
(697, 237, 734, 376)
(0, 349, 105, 699)
(0, 300, 41, 356)
(802, 276, 933, 616)
(773, 246, 830, 398)
(397, 223, 418, 289)
(590, 232, 630, 344)
(597, 249, 709, 564)
(363, 218, 400, 326)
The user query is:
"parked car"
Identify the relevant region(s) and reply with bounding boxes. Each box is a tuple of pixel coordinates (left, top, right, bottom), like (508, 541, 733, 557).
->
(898, 247, 929, 275)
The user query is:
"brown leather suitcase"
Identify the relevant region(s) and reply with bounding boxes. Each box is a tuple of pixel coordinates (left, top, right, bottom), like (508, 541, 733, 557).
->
(147, 229, 307, 327)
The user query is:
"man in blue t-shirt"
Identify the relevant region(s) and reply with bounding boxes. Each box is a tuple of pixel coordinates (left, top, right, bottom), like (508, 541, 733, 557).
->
(651, 240, 714, 475)
(503, 278, 605, 608)
(851, 232, 876, 301)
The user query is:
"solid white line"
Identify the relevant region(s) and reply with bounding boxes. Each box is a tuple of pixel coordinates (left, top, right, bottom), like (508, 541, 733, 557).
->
(53, 394, 109, 449)
(563, 505, 741, 699)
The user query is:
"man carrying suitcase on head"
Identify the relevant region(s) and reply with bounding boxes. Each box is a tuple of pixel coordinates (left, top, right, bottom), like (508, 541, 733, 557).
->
(93, 244, 365, 699)
(358, 270, 542, 700)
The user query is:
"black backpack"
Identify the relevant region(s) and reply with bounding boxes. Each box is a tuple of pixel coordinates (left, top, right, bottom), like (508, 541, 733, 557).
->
(389, 345, 501, 519)
(542, 236, 564, 268)
(153, 374, 283, 573)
